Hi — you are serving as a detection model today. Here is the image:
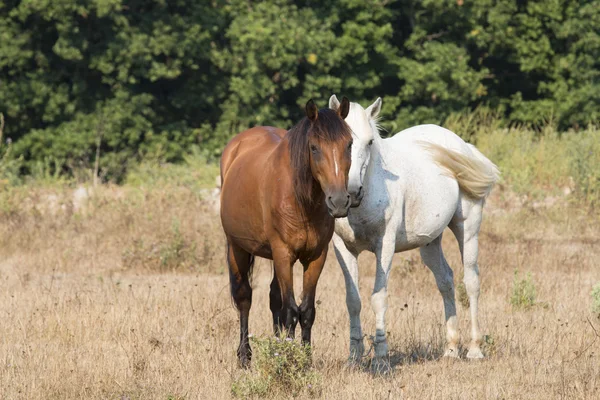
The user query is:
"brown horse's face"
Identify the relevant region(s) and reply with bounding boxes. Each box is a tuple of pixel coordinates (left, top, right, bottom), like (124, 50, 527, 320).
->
(307, 128, 353, 218)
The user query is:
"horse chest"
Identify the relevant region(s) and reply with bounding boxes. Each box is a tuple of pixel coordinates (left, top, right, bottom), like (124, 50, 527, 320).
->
(271, 209, 333, 256)
(335, 210, 384, 251)
(296, 222, 333, 254)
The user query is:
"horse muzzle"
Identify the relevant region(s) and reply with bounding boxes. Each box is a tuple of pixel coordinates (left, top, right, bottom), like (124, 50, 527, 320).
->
(326, 191, 351, 218)
(349, 186, 364, 207)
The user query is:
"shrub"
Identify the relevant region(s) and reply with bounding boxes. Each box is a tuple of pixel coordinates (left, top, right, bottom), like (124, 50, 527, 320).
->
(481, 334, 497, 357)
(592, 283, 600, 316)
(0, 113, 23, 187)
(510, 270, 537, 310)
(567, 127, 600, 208)
(231, 336, 321, 398)
(473, 123, 600, 208)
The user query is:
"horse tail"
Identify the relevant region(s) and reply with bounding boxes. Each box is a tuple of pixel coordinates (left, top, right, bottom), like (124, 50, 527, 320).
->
(247, 254, 256, 288)
(420, 141, 500, 200)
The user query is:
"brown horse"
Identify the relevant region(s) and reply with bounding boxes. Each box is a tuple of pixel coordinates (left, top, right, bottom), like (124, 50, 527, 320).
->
(220, 98, 354, 367)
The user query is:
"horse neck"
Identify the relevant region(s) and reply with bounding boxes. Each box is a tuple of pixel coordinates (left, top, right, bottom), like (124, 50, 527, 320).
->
(360, 135, 398, 209)
(304, 181, 326, 214)
(366, 136, 385, 178)
(367, 120, 385, 164)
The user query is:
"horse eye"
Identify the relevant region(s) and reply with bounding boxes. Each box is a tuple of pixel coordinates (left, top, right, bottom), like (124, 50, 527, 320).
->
(310, 144, 318, 153)
(368, 139, 374, 146)
(348, 141, 353, 150)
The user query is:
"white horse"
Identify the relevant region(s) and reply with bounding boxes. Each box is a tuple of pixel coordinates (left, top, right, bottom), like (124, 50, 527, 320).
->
(329, 95, 499, 366)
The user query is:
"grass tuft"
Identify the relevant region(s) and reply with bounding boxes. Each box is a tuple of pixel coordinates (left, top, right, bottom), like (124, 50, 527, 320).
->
(510, 270, 537, 310)
(592, 283, 600, 316)
(231, 336, 321, 398)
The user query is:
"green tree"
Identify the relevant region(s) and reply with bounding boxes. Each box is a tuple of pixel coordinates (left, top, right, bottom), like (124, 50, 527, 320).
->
(0, 0, 598, 180)
(1, 0, 227, 179)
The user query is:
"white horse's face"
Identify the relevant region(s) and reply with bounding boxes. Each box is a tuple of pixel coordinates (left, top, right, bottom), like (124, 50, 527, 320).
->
(329, 95, 381, 207)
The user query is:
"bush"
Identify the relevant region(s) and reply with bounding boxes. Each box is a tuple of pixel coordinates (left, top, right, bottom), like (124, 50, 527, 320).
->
(3, 0, 600, 175)
(592, 283, 600, 316)
(0, 113, 23, 187)
(510, 270, 537, 310)
(231, 336, 321, 398)
(474, 123, 599, 207)
(567, 127, 600, 208)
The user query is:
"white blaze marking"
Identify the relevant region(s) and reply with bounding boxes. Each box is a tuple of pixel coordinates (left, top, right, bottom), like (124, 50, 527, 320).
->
(333, 148, 339, 176)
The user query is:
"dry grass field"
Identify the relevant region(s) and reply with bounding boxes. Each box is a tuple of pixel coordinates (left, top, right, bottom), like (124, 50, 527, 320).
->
(0, 180, 599, 400)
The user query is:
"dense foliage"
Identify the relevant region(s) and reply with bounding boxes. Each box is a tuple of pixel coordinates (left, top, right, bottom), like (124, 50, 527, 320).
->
(1, 0, 599, 180)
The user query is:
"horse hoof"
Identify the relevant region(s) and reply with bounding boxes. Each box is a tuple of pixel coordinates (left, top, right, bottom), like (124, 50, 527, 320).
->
(466, 347, 484, 360)
(372, 339, 388, 359)
(238, 357, 251, 369)
(345, 357, 362, 369)
(370, 357, 392, 375)
(348, 340, 365, 363)
(237, 347, 252, 368)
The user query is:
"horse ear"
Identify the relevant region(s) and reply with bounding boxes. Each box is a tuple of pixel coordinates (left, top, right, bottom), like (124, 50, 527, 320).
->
(365, 97, 382, 119)
(339, 96, 350, 119)
(306, 99, 318, 122)
(329, 94, 340, 110)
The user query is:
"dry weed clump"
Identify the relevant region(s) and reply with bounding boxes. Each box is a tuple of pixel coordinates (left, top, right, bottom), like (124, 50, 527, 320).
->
(509, 270, 537, 310)
(592, 283, 600, 317)
(231, 336, 321, 398)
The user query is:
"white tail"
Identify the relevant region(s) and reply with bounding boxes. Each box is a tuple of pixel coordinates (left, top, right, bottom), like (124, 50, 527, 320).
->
(420, 141, 500, 200)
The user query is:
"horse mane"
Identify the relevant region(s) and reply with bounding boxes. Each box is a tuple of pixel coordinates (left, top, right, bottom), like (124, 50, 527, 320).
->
(287, 108, 352, 210)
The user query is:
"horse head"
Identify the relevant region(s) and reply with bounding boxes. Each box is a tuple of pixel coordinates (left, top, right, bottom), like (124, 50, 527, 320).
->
(289, 98, 353, 217)
(329, 95, 381, 207)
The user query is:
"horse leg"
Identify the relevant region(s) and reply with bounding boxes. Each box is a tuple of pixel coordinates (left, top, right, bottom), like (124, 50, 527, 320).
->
(371, 234, 396, 368)
(420, 234, 459, 358)
(450, 202, 484, 359)
(463, 234, 484, 359)
(269, 267, 284, 335)
(227, 240, 254, 368)
(273, 248, 299, 338)
(333, 234, 364, 364)
(299, 249, 327, 347)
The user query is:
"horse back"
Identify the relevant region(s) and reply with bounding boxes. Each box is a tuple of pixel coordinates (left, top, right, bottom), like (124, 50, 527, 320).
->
(220, 126, 286, 182)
